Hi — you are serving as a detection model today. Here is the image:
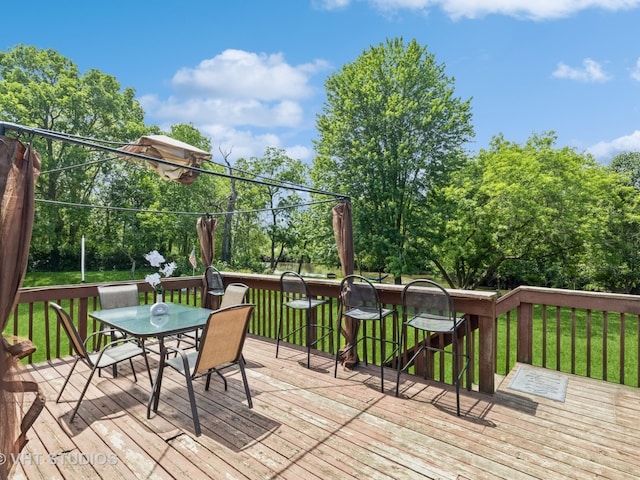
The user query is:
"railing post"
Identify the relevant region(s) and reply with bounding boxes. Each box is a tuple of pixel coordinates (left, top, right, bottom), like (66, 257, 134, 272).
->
(517, 302, 533, 364)
(478, 314, 495, 393)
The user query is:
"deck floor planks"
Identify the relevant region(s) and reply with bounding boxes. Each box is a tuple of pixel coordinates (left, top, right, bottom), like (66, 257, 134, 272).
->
(247, 342, 532, 480)
(11, 337, 640, 480)
(29, 357, 174, 480)
(490, 383, 640, 477)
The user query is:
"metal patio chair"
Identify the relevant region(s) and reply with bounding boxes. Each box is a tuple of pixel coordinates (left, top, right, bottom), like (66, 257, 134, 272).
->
(395, 279, 471, 416)
(51, 302, 151, 422)
(276, 271, 333, 369)
(334, 274, 398, 392)
(205, 265, 225, 306)
(148, 304, 255, 436)
(176, 282, 250, 350)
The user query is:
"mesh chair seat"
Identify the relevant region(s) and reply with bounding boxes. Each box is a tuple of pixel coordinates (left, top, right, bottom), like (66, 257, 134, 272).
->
(284, 297, 328, 310)
(343, 306, 395, 321)
(406, 312, 464, 333)
(88, 342, 145, 367)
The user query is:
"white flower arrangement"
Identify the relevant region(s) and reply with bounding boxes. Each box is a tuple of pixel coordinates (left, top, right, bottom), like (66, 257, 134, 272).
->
(144, 250, 177, 295)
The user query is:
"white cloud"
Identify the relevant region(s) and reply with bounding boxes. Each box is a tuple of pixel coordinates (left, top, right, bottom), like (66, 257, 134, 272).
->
(318, 0, 640, 20)
(630, 58, 640, 81)
(552, 58, 612, 82)
(141, 49, 330, 161)
(587, 130, 640, 162)
(313, 0, 351, 9)
(171, 49, 327, 100)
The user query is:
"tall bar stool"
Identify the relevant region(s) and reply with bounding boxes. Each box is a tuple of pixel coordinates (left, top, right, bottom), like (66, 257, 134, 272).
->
(395, 279, 471, 416)
(276, 271, 333, 369)
(205, 265, 225, 309)
(333, 274, 398, 392)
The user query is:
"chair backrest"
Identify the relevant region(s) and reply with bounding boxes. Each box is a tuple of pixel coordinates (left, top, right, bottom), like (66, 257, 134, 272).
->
(401, 279, 457, 326)
(205, 266, 225, 295)
(98, 284, 139, 309)
(194, 304, 255, 376)
(50, 302, 88, 358)
(340, 274, 382, 313)
(219, 283, 249, 309)
(280, 271, 311, 305)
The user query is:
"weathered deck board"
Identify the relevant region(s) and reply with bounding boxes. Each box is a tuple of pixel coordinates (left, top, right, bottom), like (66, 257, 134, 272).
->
(10, 335, 640, 480)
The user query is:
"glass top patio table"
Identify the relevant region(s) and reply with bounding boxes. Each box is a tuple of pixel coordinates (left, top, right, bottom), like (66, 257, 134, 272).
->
(90, 302, 215, 418)
(89, 303, 214, 339)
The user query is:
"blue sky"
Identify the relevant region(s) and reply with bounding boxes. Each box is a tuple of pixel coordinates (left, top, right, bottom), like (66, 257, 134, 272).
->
(3, 0, 640, 164)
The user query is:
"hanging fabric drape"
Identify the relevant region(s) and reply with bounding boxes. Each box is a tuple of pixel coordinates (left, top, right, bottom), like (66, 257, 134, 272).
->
(197, 215, 218, 308)
(0, 136, 45, 479)
(118, 135, 212, 186)
(332, 201, 359, 369)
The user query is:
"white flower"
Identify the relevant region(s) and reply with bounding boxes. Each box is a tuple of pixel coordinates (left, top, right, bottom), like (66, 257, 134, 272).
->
(145, 251, 175, 293)
(145, 272, 162, 288)
(160, 261, 177, 277)
(145, 250, 165, 268)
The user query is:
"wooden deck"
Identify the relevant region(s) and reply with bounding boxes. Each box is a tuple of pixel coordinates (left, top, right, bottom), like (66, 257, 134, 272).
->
(10, 336, 640, 480)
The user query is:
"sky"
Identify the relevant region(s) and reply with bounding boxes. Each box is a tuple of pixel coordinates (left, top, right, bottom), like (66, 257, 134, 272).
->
(3, 0, 640, 165)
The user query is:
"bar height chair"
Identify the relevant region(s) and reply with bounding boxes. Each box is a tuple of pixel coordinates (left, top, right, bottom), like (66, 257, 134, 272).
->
(205, 265, 225, 309)
(334, 274, 398, 392)
(276, 271, 333, 369)
(395, 279, 471, 416)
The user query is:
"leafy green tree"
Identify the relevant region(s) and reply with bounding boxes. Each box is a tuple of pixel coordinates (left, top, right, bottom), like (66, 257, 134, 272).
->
(585, 151, 640, 293)
(432, 133, 619, 289)
(313, 37, 473, 283)
(0, 44, 147, 269)
(235, 147, 307, 270)
(609, 151, 640, 189)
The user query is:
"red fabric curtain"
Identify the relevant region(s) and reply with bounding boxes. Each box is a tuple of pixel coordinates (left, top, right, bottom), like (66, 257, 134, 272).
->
(0, 136, 44, 479)
(332, 201, 359, 369)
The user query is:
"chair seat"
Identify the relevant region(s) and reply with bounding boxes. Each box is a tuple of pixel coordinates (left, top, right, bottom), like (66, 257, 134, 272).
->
(344, 306, 395, 321)
(208, 288, 224, 296)
(406, 313, 465, 333)
(89, 342, 145, 368)
(165, 350, 199, 375)
(284, 297, 329, 310)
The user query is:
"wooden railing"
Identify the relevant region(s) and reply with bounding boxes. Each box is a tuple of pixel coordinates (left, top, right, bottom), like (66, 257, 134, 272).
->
(495, 286, 640, 387)
(7, 274, 640, 393)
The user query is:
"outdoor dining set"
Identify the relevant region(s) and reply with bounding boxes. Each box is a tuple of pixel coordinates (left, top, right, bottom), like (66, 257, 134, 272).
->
(51, 267, 471, 437)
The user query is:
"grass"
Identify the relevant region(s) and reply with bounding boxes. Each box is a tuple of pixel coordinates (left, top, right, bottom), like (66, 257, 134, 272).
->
(22, 270, 150, 287)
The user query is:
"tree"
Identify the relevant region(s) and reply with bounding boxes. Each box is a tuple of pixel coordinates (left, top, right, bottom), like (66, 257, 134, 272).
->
(219, 147, 237, 264)
(235, 147, 307, 270)
(313, 37, 474, 283)
(0, 44, 147, 269)
(609, 151, 640, 189)
(432, 133, 621, 289)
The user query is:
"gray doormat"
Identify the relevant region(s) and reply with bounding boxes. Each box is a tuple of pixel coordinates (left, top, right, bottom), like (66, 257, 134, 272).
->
(508, 366, 568, 402)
